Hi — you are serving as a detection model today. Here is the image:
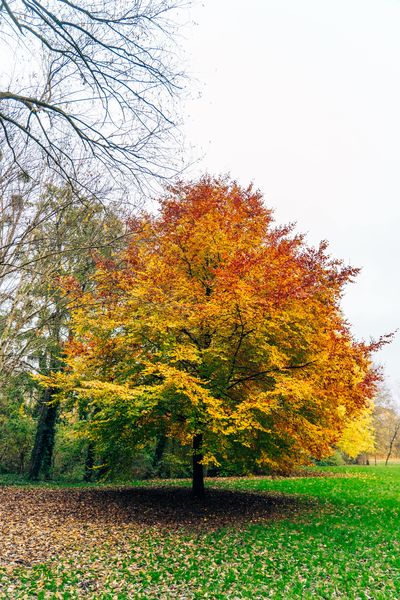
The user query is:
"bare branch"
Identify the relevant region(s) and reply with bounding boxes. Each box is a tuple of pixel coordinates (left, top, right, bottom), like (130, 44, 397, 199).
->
(0, 0, 187, 194)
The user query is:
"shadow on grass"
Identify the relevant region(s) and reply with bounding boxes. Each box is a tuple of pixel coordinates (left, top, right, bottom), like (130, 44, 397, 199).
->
(0, 486, 316, 565)
(13, 486, 313, 530)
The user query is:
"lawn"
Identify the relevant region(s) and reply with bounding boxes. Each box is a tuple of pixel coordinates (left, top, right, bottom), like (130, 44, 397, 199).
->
(0, 466, 399, 598)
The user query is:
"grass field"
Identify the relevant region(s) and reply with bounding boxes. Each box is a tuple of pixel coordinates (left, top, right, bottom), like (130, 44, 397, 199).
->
(0, 466, 399, 599)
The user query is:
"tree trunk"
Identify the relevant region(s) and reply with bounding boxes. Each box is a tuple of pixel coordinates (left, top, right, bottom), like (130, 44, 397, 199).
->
(192, 433, 205, 497)
(29, 314, 63, 481)
(19, 451, 26, 474)
(96, 461, 110, 481)
(152, 434, 167, 475)
(83, 442, 95, 482)
(28, 387, 59, 480)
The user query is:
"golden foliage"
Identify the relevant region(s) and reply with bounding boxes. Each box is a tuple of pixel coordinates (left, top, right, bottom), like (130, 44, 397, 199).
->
(337, 405, 376, 458)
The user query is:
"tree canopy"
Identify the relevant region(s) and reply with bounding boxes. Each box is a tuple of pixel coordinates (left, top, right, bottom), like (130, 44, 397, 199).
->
(44, 177, 381, 493)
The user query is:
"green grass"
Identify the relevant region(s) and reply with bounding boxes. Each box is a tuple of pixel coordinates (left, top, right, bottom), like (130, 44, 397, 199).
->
(1, 466, 400, 598)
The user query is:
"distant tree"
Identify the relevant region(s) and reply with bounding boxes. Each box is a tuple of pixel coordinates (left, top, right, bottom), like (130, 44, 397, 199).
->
(0, 0, 186, 192)
(385, 421, 400, 466)
(43, 177, 382, 496)
(337, 405, 375, 462)
(372, 384, 400, 464)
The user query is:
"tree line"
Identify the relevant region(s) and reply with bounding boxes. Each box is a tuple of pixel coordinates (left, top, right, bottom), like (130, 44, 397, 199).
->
(0, 0, 396, 496)
(0, 175, 394, 496)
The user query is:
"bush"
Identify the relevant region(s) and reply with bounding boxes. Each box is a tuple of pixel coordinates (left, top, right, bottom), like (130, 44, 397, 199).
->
(314, 450, 345, 467)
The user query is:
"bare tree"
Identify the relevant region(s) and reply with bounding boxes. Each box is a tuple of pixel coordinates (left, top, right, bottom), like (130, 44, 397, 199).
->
(0, 0, 187, 478)
(385, 420, 400, 466)
(0, 179, 128, 376)
(0, 0, 186, 192)
(373, 384, 400, 465)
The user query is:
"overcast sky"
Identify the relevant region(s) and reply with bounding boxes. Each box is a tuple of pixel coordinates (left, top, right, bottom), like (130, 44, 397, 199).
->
(182, 0, 400, 393)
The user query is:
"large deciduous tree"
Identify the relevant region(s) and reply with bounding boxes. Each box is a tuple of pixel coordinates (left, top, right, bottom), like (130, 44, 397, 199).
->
(45, 177, 382, 495)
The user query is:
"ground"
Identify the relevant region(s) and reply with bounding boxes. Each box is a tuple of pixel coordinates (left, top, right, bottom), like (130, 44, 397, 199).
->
(0, 466, 399, 598)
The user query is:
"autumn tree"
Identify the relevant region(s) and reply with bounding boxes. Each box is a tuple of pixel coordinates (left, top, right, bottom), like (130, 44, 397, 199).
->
(46, 177, 381, 495)
(337, 404, 376, 462)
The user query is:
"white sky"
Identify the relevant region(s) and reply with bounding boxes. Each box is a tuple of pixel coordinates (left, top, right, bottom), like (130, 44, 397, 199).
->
(182, 0, 400, 391)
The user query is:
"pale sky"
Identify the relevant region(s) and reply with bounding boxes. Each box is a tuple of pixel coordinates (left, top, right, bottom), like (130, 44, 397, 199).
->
(182, 0, 400, 392)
